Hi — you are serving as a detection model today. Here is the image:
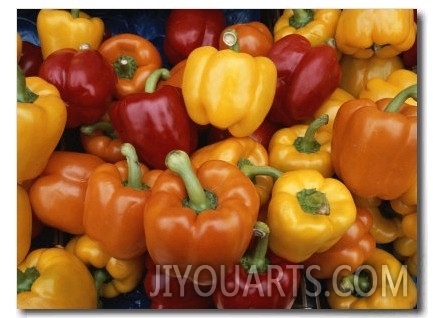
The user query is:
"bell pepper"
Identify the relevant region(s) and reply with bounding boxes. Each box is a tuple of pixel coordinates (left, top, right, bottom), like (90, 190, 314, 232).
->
(400, 10, 417, 71)
(266, 33, 341, 126)
(391, 175, 417, 216)
(182, 43, 277, 137)
(80, 120, 124, 163)
(213, 221, 301, 309)
(157, 59, 186, 89)
(273, 9, 341, 45)
(17, 66, 67, 183)
(268, 114, 334, 178)
(401, 212, 417, 241)
(65, 234, 146, 299)
(17, 247, 98, 309)
(359, 69, 417, 106)
(17, 32, 22, 63)
(267, 169, 357, 263)
(334, 9, 417, 59)
(331, 85, 417, 200)
(83, 143, 162, 260)
(17, 185, 32, 265)
(143, 254, 215, 309)
(143, 150, 260, 285)
(18, 40, 44, 77)
(98, 32, 162, 98)
(302, 206, 376, 280)
(110, 68, 198, 170)
(38, 46, 117, 129)
(29, 151, 104, 235)
(326, 248, 417, 309)
(163, 9, 226, 66)
(36, 9, 105, 59)
(218, 21, 274, 56)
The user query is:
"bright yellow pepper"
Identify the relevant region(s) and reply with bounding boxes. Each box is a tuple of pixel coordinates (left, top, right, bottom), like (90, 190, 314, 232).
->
(359, 69, 417, 106)
(65, 234, 146, 299)
(17, 66, 67, 183)
(17, 247, 98, 309)
(391, 175, 417, 216)
(335, 9, 417, 59)
(37, 9, 105, 59)
(182, 45, 277, 137)
(17, 185, 32, 265)
(17, 32, 22, 63)
(273, 9, 341, 45)
(267, 169, 357, 263)
(268, 115, 334, 177)
(326, 248, 417, 309)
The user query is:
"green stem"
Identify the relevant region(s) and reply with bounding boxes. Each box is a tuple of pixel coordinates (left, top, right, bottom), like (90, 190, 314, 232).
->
(17, 66, 38, 103)
(120, 143, 146, 190)
(238, 158, 283, 181)
(294, 114, 328, 154)
(339, 271, 372, 296)
(289, 9, 314, 29)
(240, 221, 270, 273)
(297, 188, 330, 215)
(113, 55, 138, 79)
(384, 84, 417, 112)
(92, 268, 112, 296)
(80, 121, 118, 139)
(145, 68, 171, 93)
(222, 29, 240, 52)
(71, 9, 80, 19)
(165, 150, 217, 214)
(17, 267, 40, 293)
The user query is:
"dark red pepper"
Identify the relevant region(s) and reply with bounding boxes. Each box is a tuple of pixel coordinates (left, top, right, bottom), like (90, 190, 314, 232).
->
(266, 34, 341, 127)
(163, 9, 226, 66)
(213, 221, 301, 309)
(18, 41, 43, 77)
(38, 47, 117, 128)
(109, 68, 198, 169)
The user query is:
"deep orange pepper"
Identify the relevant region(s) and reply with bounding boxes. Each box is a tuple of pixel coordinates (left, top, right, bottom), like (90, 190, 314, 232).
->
(98, 33, 162, 98)
(157, 59, 186, 89)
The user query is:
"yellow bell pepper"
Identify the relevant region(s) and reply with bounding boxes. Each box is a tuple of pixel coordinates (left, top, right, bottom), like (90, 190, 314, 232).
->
(339, 54, 404, 97)
(334, 9, 417, 59)
(401, 211, 417, 241)
(273, 9, 341, 45)
(17, 66, 67, 183)
(268, 114, 334, 177)
(37, 9, 105, 59)
(182, 45, 277, 137)
(391, 175, 417, 216)
(17, 32, 22, 63)
(17, 247, 98, 309)
(326, 248, 417, 309)
(267, 169, 357, 263)
(359, 69, 417, 106)
(65, 234, 146, 299)
(17, 185, 32, 265)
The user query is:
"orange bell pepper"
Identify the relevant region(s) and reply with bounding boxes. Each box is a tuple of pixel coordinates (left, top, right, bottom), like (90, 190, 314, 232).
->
(157, 59, 186, 89)
(143, 150, 260, 285)
(29, 151, 104, 235)
(17, 185, 32, 265)
(17, 32, 22, 63)
(83, 143, 162, 260)
(98, 32, 162, 98)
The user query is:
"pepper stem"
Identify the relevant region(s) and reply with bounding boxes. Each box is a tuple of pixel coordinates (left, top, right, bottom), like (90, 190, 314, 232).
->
(238, 158, 283, 181)
(17, 66, 38, 103)
(289, 9, 314, 29)
(17, 267, 40, 293)
(240, 221, 270, 273)
(297, 188, 330, 215)
(222, 29, 240, 52)
(294, 114, 328, 154)
(114, 55, 138, 79)
(120, 143, 146, 190)
(145, 68, 171, 93)
(384, 84, 418, 112)
(71, 9, 80, 19)
(339, 271, 372, 296)
(80, 121, 118, 139)
(165, 150, 217, 214)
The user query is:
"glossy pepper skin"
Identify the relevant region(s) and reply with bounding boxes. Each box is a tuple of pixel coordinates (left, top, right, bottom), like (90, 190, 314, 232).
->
(17, 247, 98, 309)
(267, 169, 357, 263)
(66, 234, 146, 299)
(17, 32, 22, 63)
(17, 67, 67, 183)
(182, 45, 277, 137)
(326, 248, 417, 309)
(266, 33, 341, 127)
(38, 47, 117, 129)
(334, 9, 417, 59)
(110, 68, 198, 170)
(29, 151, 104, 235)
(37, 9, 105, 59)
(17, 185, 32, 265)
(83, 143, 162, 260)
(331, 85, 417, 200)
(163, 9, 226, 66)
(19, 41, 44, 77)
(98, 33, 162, 98)
(143, 150, 260, 286)
(273, 9, 341, 45)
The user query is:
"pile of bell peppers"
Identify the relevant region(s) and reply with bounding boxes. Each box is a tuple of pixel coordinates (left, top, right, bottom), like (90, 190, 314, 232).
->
(16, 8, 419, 310)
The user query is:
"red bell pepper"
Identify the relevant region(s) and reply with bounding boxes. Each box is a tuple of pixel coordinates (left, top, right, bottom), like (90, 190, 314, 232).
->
(38, 47, 117, 128)
(109, 68, 198, 170)
(266, 33, 341, 126)
(18, 41, 44, 77)
(163, 9, 226, 66)
(213, 221, 301, 309)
